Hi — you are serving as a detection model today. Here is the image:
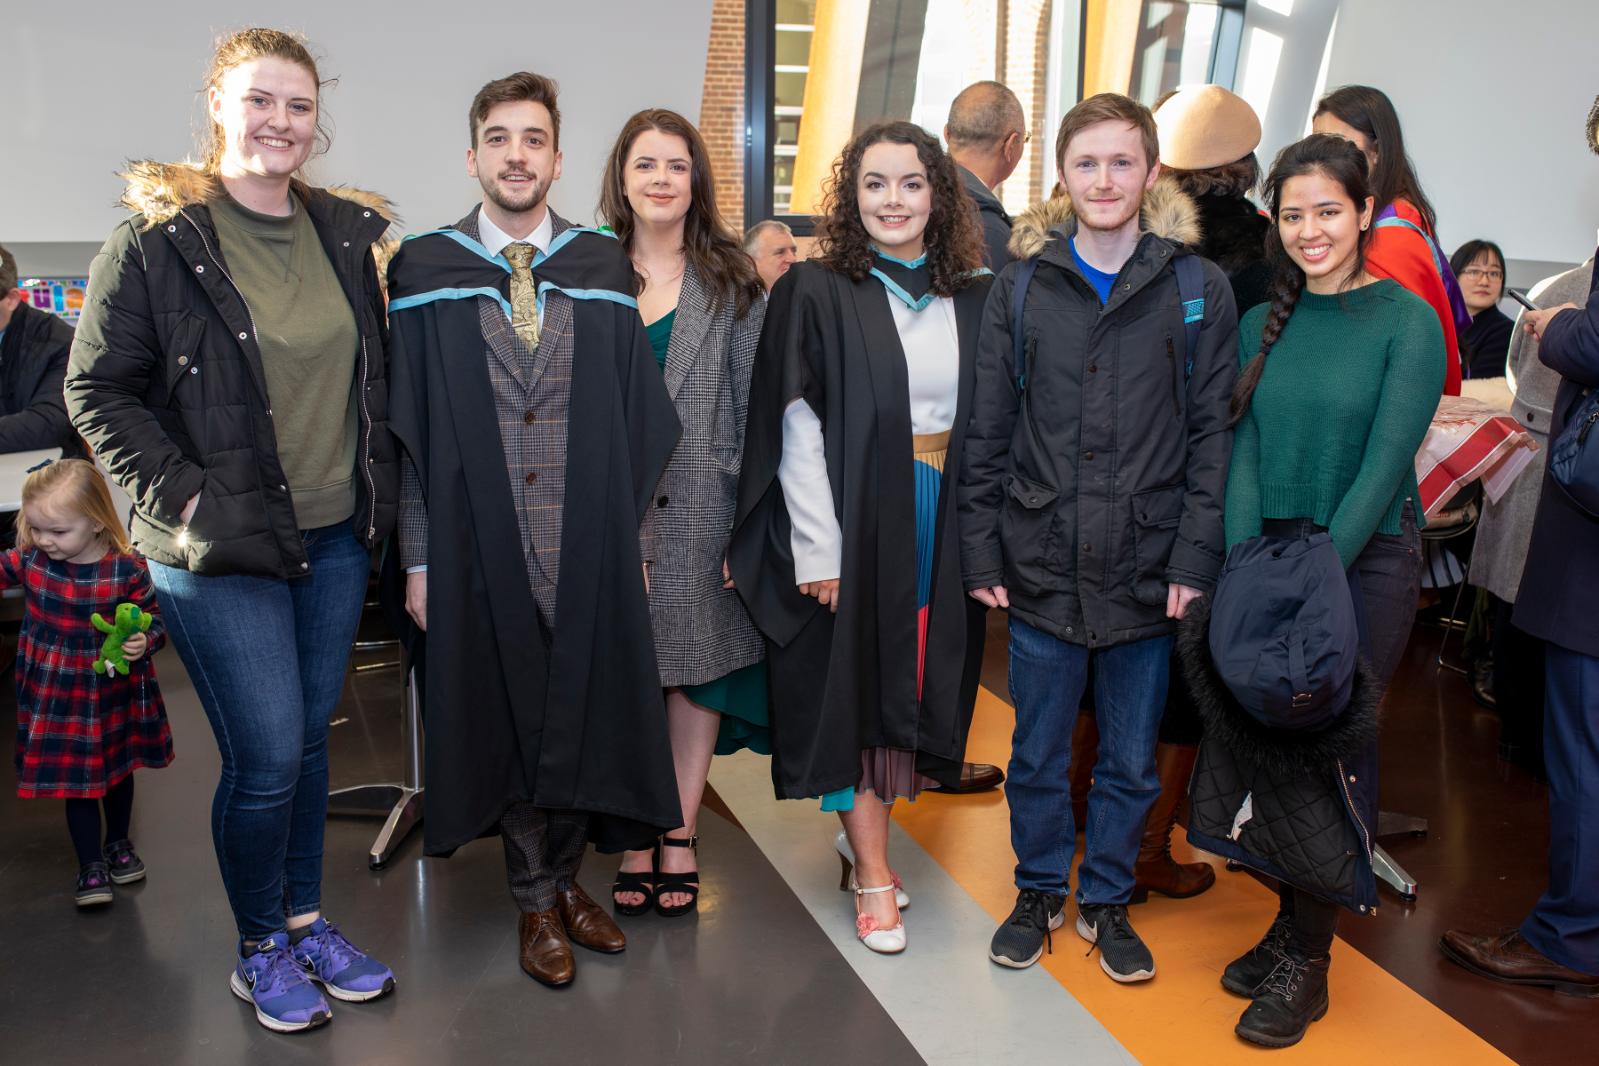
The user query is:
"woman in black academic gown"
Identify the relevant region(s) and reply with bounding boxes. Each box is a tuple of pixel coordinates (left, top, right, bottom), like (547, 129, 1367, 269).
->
(730, 121, 991, 954)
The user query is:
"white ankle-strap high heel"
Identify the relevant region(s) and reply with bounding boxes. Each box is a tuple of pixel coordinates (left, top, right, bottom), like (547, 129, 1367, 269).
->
(835, 829, 910, 909)
(854, 883, 907, 954)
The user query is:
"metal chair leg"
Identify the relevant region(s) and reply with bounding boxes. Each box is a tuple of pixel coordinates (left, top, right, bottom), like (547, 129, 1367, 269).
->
(1435, 578, 1472, 676)
(329, 664, 424, 869)
(1373, 845, 1417, 902)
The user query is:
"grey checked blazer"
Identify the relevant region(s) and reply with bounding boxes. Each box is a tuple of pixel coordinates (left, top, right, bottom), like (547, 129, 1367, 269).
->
(641, 261, 766, 686)
(398, 206, 577, 628)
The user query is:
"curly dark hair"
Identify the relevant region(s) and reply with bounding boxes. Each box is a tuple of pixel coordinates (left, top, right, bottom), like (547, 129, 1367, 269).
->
(1164, 153, 1261, 200)
(813, 121, 984, 296)
(1587, 93, 1599, 155)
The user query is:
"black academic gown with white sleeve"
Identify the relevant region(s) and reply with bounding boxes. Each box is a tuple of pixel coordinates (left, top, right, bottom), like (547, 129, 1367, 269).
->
(729, 259, 991, 799)
(386, 221, 682, 855)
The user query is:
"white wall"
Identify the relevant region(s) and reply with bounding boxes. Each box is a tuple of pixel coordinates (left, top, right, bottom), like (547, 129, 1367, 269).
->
(1232, 0, 1341, 177)
(1256, 0, 1599, 268)
(0, 2, 714, 246)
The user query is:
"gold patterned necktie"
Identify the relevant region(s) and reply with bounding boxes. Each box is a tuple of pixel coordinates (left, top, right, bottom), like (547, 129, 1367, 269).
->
(503, 241, 541, 350)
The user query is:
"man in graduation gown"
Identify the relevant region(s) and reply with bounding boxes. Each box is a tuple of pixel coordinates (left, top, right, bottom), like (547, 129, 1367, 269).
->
(387, 73, 680, 989)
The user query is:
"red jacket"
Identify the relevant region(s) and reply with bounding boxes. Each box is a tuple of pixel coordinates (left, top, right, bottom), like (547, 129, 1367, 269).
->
(1365, 199, 1461, 395)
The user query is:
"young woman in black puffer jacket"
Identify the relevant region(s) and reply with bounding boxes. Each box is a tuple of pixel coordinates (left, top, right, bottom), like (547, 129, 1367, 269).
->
(66, 28, 398, 1033)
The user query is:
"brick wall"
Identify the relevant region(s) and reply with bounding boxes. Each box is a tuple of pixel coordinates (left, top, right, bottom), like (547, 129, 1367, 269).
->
(701, 0, 747, 232)
(1000, 0, 1054, 215)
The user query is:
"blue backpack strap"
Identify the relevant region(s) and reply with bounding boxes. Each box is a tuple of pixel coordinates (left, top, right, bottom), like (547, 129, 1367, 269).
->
(1373, 215, 1443, 272)
(1174, 254, 1205, 380)
(1011, 257, 1039, 391)
(1374, 214, 1472, 332)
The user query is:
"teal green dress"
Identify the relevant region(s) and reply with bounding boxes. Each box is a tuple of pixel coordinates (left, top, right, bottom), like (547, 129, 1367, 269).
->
(646, 309, 771, 756)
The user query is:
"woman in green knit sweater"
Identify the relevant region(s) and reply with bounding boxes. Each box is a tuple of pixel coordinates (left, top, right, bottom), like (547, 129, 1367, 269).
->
(1196, 134, 1445, 1049)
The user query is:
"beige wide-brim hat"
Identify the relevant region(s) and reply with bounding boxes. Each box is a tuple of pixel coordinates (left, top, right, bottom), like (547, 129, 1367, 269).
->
(1155, 85, 1262, 171)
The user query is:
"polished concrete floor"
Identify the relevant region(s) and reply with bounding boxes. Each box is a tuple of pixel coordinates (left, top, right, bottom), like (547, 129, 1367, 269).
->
(0, 636, 921, 1066)
(1, 606, 1594, 1064)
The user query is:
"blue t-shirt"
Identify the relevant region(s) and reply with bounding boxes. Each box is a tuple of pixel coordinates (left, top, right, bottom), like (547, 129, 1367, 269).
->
(1070, 237, 1119, 305)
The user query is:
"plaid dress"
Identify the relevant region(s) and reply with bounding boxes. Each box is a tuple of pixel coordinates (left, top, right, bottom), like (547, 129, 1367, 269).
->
(7, 548, 172, 798)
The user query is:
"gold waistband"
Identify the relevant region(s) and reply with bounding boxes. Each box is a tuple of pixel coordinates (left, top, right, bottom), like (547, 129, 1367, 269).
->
(912, 430, 952, 455)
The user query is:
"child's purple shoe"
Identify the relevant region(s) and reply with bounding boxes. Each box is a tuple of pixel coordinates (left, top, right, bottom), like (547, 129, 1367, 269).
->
(103, 839, 146, 884)
(74, 862, 113, 908)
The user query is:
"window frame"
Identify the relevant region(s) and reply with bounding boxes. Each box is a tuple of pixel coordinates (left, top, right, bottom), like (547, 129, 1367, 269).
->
(743, 0, 1249, 235)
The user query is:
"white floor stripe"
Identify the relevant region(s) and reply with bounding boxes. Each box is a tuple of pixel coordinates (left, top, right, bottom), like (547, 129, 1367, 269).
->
(709, 751, 1138, 1066)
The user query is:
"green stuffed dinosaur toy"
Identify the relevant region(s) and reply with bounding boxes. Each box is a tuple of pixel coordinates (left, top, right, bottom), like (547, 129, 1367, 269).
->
(91, 603, 153, 677)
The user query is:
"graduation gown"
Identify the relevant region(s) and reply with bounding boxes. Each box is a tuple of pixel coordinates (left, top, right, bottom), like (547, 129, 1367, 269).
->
(729, 260, 991, 799)
(386, 219, 681, 855)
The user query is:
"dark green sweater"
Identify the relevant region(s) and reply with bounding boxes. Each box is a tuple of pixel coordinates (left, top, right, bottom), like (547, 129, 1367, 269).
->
(1224, 279, 1446, 566)
(210, 194, 359, 530)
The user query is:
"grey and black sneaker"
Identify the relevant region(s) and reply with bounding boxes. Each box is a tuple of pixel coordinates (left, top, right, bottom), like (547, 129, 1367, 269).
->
(1076, 902, 1155, 983)
(989, 889, 1066, 969)
(1222, 911, 1292, 996)
(103, 839, 146, 885)
(75, 862, 114, 908)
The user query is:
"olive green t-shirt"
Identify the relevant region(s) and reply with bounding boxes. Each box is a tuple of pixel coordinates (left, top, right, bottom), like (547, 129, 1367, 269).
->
(210, 194, 359, 530)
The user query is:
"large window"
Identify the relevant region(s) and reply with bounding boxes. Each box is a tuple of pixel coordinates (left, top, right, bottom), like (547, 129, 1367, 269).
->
(744, 0, 1247, 233)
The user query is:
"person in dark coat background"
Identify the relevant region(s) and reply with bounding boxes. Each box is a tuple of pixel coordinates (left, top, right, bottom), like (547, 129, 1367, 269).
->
(0, 245, 79, 457)
(1450, 238, 1514, 379)
(1441, 95, 1599, 998)
(945, 80, 1027, 272)
(1154, 85, 1272, 316)
(730, 121, 992, 956)
(933, 80, 1029, 795)
(390, 73, 681, 990)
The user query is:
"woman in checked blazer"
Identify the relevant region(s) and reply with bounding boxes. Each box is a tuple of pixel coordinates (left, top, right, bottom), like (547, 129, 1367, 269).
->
(599, 108, 768, 917)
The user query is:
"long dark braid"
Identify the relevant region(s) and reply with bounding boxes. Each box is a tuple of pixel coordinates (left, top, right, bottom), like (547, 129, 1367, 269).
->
(1229, 134, 1375, 425)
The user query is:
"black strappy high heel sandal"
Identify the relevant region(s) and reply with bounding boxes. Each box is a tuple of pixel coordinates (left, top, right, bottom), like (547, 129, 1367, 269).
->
(654, 833, 700, 918)
(611, 838, 660, 918)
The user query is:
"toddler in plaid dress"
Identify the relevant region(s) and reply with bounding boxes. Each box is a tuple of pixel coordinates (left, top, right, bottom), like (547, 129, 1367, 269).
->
(7, 460, 171, 907)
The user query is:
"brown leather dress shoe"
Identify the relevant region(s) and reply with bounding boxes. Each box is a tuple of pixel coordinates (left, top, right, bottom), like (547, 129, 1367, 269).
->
(557, 883, 627, 954)
(935, 762, 1005, 794)
(518, 908, 576, 987)
(1440, 929, 1599, 997)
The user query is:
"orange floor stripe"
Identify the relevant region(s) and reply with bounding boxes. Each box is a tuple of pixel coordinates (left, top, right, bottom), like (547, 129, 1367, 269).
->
(894, 687, 1513, 1064)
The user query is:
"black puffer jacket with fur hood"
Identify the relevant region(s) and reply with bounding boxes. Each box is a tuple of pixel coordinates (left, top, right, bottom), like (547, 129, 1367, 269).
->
(66, 162, 398, 578)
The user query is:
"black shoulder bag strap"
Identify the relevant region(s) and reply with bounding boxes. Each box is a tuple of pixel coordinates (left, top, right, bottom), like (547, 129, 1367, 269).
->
(1174, 253, 1205, 380)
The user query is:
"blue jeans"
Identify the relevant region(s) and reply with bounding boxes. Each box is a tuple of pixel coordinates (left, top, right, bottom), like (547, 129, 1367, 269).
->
(1006, 617, 1169, 903)
(149, 524, 369, 940)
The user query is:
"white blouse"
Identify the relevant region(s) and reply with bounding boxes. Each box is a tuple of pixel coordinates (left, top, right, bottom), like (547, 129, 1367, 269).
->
(778, 289, 960, 583)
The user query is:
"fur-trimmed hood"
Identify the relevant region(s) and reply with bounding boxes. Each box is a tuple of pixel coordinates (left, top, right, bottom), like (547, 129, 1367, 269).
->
(119, 159, 396, 234)
(1007, 176, 1201, 261)
(1176, 595, 1381, 777)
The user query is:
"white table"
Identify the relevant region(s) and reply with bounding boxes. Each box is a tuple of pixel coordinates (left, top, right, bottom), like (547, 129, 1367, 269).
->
(0, 448, 65, 511)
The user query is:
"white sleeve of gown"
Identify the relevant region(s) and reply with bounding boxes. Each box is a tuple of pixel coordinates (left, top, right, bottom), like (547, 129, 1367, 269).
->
(778, 398, 843, 585)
